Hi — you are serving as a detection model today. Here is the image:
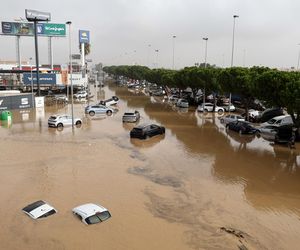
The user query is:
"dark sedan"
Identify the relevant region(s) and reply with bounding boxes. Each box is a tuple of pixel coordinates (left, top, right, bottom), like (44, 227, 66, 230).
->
(130, 124, 165, 139)
(226, 121, 258, 134)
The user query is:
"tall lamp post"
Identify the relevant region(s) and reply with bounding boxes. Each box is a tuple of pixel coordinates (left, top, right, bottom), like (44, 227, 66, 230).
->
(231, 15, 239, 67)
(172, 35, 176, 70)
(66, 21, 74, 129)
(29, 57, 34, 107)
(155, 49, 159, 68)
(203, 37, 208, 68)
(297, 43, 300, 70)
(229, 15, 239, 113)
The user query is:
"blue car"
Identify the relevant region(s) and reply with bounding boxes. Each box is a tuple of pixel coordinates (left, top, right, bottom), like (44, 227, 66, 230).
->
(85, 105, 113, 116)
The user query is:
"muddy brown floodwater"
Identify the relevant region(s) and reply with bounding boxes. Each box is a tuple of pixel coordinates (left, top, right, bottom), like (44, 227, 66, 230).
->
(0, 83, 300, 250)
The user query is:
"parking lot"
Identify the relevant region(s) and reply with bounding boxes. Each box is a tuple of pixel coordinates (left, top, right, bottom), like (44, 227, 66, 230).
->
(0, 83, 300, 250)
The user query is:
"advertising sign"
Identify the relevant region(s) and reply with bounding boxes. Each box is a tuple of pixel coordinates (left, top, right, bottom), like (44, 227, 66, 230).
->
(79, 30, 90, 44)
(23, 73, 57, 85)
(1, 22, 66, 36)
(61, 64, 68, 85)
(25, 9, 51, 22)
(43, 23, 66, 36)
(2, 22, 34, 36)
(0, 94, 33, 110)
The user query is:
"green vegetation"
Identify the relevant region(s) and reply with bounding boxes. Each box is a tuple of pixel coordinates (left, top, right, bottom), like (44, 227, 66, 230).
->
(103, 65, 300, 127)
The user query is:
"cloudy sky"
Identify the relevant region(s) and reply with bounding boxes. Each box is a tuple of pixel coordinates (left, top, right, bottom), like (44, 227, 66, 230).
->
(1, 0, 300, 69)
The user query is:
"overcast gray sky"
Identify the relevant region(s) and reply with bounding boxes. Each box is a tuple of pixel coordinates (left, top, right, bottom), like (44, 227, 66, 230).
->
(1, 0, 300, 69)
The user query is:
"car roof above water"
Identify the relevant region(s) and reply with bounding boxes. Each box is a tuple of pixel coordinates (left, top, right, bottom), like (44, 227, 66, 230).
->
(73, 203, 108, 218)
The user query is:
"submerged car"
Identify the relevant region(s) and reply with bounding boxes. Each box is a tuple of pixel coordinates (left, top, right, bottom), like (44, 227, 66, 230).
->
(99, 96, 119, 106)
(122, 111, 140, 123)
(220, 114, 245, 124)
(130, 124, 165, 139)
(85, 105, 113, 116)
(22, 200, 57, 219)
(226, 121, 258, 134)
(197, 103, 225, 114)
(74, 90, 88, 99)
(48, 114, 82, 128)
(176, 99, 189, 108)
(72, 203, 111, 225)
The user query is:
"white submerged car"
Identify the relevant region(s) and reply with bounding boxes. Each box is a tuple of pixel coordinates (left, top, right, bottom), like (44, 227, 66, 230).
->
(48, 114, 82, 128)
(73, 203, 111, 225)
(197, 103, 225, 114)
(22, 200, 57, 219)
(220, 114, 245, 124)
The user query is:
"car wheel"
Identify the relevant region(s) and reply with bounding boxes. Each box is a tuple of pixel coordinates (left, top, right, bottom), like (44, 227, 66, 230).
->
(217, 109, 224, 115)
(204, 109, 208, 113)
(89, 111, 95, 116)
(106, 110, 112, 116)
(57, 123, 63, 128)
(226, 125, 229, 130)
(75, 120, 82, 127)
(220, 119, 224, 123)
(161, 128, 165, 134)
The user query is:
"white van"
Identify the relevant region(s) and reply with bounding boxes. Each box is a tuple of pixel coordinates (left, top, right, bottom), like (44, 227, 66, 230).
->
(260, 115, 293, 127)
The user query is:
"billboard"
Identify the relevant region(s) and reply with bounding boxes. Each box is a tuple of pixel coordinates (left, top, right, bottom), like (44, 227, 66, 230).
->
(0, 94, 33, 110)
(79, 30, 90, 44)
(1, 22, 66, 36)
(23, 73, 56, 85)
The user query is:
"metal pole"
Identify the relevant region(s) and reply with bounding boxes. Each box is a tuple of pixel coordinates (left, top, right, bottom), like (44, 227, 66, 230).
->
(155, 49, 159, 68)
(48, 37, 53, 70)
(16, 36, 21, 69)
(172, 35, 176, 69)
(30, 57, 34, 108)
(67, 21, 74, 129)
(231, 15, 239, 67)
(33, 21, 40, 96)
(203, 37, 208, 68)
(297, 44, 300, 70)
(147, 44, 151, 67)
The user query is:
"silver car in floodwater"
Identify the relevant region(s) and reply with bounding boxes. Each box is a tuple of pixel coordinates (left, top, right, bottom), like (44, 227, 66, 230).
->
(122, 111, 140, 123)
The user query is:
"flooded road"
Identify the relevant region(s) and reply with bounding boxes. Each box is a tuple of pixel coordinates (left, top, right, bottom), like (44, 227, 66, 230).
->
(0, 83, 300, 250)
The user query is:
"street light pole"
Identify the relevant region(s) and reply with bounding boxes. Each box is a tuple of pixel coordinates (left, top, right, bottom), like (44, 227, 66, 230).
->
(155, 49, 159, 68)
(229, 15, 239, 113)
(29, 57, 34, 108)
(297, 44, 300, 70)
(231, 15, 239, 67)
(203, 37, 208, 68)
(66, 21, 74, 129)
(147, 44, 151, 67)
(172, 35, 176, 70)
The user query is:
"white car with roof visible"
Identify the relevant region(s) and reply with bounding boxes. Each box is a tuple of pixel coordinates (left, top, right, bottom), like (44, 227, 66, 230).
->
(73, 203, 111, 225)
(220, 114, 245, 124)
(22, 200, 57, 219)
(74, 90, 88, 99)
(48, 114, 82, 128)
(197, 103, 224, 114)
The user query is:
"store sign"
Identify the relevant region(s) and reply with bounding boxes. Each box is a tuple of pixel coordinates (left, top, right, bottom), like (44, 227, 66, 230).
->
(43, 23, 66, 36)
(79, 30, 90, 44)
(23, 73, 57, 85)
(1, 22, 66, 36)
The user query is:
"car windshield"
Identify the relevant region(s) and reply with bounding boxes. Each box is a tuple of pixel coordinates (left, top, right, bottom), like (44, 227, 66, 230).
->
(49, 116, 57, 120)
(85, 215, 101, 224)
(85, 211, 111, 224)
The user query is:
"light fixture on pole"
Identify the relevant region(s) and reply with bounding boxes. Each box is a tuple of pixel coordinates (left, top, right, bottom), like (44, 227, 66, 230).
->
(297, 43, 300, 70)
(172, 35, 176, 70)
(155, 49, 159, 68)
(66, 21, 74, 129)
(230, 15, 239, 67)
(203, 37, 208, 68)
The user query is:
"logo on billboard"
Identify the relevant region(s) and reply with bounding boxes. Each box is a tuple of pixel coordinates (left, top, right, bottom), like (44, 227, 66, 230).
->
(21, 98, 29, 105)
(79, 30, 90, 44)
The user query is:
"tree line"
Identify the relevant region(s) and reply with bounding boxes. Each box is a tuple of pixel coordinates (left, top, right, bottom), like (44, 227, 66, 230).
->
(103, 65, 300, 127)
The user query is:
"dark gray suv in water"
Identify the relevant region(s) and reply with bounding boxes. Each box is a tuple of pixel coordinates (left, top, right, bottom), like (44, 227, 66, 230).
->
(130, 124, 165, 139)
